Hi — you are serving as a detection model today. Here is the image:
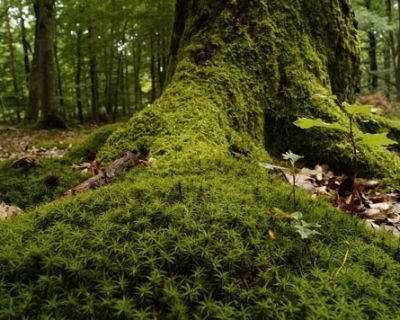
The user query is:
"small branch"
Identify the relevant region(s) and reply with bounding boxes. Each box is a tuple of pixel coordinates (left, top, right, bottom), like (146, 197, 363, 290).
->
(62, 151, 143, 198)
(332, 240, 350, 282)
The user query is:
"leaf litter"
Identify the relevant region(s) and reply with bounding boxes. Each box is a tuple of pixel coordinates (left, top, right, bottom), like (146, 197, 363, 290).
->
(277, 163, 400, 237)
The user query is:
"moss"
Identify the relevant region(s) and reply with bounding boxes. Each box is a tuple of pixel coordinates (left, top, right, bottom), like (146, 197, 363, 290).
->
(0, 158, 87, 210)
(66, 124, 120, 163)
(2, 161, 400, 318)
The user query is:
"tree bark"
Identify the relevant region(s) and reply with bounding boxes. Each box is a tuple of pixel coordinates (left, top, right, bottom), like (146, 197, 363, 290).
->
(103, 0, 391, 176)
(38, 0, 65, 128)
(75, 27, 84, 123)
(132, 40, 143, 111)
(396, 0, 400, 101)
(54, 43, 65, 112)
(88, 22, 100, 124)
(4, 1, 21, 123)
(365, 0, 378, 92)
(18, 2, 31, 87)
(25, 1, 40, 124)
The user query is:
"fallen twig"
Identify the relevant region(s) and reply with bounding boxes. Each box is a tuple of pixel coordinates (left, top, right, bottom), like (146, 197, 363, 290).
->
(332, 240, 350, 282)
(62, 151, 144, 198)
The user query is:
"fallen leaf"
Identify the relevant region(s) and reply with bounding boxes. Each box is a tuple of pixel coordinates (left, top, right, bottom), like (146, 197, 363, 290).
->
(369, 203, 391, 211)
(268, 230, 276, 240)
(0, 203, 22, 220)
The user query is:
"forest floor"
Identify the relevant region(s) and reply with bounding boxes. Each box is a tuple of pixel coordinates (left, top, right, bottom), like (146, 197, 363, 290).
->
(0, 124, 95, 161)
(0, 122, 400, 237)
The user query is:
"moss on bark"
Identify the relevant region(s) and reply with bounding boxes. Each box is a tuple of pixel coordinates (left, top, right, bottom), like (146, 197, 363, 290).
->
(100, 0, 400, 178)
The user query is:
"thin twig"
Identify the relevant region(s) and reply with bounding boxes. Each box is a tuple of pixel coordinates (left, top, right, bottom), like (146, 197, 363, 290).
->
(332, 240, 350, 282)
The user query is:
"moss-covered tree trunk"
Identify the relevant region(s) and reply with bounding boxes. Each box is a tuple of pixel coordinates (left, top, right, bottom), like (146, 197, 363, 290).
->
(102, 0, 400, 177)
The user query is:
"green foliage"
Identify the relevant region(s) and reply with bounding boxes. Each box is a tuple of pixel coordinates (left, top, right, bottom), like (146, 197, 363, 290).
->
(293, 118, 347, 132)
(290, 212, 321, 239)
(294, 100, 397, 149)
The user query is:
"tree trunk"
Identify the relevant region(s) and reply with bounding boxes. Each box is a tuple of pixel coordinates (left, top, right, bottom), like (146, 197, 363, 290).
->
(88, 22, 100, 124)
(384, 44, 391, 99)
(102, 0, 399, 178)
(149, 33, 157, 103)
(18, 2, 31, 87)
(31, 0, 66, 128)
(396, 0, 400, 101)
(25, 1, 40, 124)
(132, 41, 143, 111)
(105, 44, 115, 117)
(54, 43, 65, 113)
(365, 0, 378, 92)
(4, 1, 21, 123)
(75, 28, 84, 123)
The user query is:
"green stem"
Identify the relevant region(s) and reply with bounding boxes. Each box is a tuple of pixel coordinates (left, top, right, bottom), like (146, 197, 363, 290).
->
(349, 115, 358, 204)
(292, 162, 296, 211)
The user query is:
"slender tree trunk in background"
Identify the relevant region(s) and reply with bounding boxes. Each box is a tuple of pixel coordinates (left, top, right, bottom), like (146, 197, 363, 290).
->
(124, 53, 130, 114)
(365, 0, 378, 92)
(385, 0, 399, 100)
(113, 52, 124, 121)
(384, 45, 391, 99)
(4, 1, 21, 122)
(18, 3, 31, 87)
(157, 32, 163, 93)
(133, 41, 143, 111)
(25, 1, 40, 124)
(54, 43, 65, 112)
(160, 28, 168, 93)
(150, 33, 157, 103)
(368, 31, 378, 90)
(105, 45, 115, 117)
(88, 22, 100, 124)
(147, 0, 157, 103)
(75, 28, 84, 123)
(31, 0, 65, 128)
(396, 0, 400, 101)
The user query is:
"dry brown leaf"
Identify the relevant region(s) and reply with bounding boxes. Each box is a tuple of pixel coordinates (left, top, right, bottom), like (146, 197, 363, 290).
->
(268, 230, 276, 241)
(0, 203, 22, 220)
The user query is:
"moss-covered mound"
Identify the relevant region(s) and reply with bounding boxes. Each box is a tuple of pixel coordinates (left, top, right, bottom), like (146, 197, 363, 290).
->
(2, 160, 400, 319)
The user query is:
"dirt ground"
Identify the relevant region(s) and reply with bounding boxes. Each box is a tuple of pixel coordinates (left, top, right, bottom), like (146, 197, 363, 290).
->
(0, 125, 92, 160)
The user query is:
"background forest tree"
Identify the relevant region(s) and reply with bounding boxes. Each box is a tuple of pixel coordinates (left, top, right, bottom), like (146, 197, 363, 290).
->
(353, 0, 400, 107)
(0, 0, 174, 125)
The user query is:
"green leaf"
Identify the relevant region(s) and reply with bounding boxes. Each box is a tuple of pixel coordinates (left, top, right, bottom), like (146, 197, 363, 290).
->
(344, 103, 380, 116)
(294, 118, 347, 132)
(258, 162, 286, 171)
(295, 225, 321, 239)
(358, 132, 397, 147)
(313, 93, 338, 101)
(282, 151, 303, 164)
(290, 212, 303, 221)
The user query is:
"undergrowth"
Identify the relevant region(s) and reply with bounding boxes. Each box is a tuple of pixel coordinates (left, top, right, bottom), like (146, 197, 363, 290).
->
(0, 159, 400, 319)
(0, 158, 86, 210)
(0, 125, 119, 210)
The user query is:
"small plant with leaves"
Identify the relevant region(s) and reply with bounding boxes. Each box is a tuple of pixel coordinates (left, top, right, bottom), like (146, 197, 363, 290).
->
(294, 95, 397, 201)
(260, 152, 321, 240)
(259, 151, 303, 211)
(268, 208, 321, 239)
